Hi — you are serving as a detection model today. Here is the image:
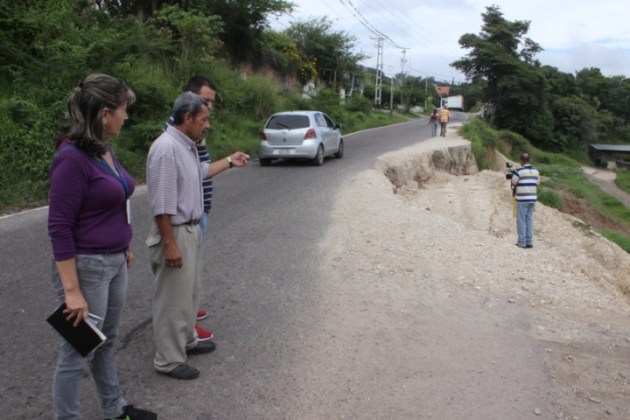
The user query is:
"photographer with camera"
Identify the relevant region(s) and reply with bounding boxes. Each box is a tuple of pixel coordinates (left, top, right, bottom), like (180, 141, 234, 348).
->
(509, 153, 540, 248)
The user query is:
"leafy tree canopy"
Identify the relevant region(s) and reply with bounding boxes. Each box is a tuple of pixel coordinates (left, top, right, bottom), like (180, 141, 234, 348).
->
(451, 5, 542, 104)
(284, 17, 366, 85)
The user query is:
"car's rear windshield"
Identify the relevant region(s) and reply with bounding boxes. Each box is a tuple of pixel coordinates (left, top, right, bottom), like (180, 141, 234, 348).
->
(266, 114, 310, 130)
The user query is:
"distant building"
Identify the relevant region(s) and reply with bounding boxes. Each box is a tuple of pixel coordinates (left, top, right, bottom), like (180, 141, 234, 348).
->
(589, 144, 630, 169)
(441, 95, 464, 110)
(435, 85, 451, 96)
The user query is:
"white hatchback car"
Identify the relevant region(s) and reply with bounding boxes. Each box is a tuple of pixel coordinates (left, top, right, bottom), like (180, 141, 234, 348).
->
(257, 111, 344, 166)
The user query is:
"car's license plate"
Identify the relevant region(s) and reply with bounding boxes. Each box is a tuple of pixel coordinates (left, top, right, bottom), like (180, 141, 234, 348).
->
(278, 149, 291, 155)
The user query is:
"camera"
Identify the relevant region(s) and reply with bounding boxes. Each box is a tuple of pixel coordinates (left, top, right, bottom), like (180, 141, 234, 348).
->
(505, 162, 516, 180)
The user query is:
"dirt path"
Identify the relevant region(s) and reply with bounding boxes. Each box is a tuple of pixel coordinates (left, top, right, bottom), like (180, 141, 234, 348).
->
(583, 166, 630, 208)
(290, 136, 630, 419)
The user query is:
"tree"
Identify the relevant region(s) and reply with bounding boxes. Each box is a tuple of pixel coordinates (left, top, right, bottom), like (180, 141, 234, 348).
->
(451, 5, 552, 147)
(493, 63, 553, 147)
(550, 95, 603, 152)
(92, 0, 294, 68)
(258, 30, 320, 91)
(541, 65, 578, 98)
(404, 76, 428, 108)
(452, 5, 542, 102)
(151, 4, 223, 69)
(575, 67, 607, 107)
(94, 0, 208, 19)
(602, 76, 630, 123)
(203, 0, 294, 66)
(284, 17, 365, 88)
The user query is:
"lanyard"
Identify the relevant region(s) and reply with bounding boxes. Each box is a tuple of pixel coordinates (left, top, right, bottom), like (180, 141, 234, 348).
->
(94, 155, 130, 199)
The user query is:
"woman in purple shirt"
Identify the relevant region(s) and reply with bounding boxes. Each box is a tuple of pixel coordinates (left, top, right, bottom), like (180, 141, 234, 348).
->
(48, 74, 155, 420)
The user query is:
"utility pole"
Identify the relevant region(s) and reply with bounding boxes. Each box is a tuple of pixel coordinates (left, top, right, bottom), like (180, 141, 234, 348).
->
(424, 77, 428, 111)
(400, 49, 407, 106)
(390, 76, 393, 112)
(349, 73, 355, 97)
(372, 37, 384, 107)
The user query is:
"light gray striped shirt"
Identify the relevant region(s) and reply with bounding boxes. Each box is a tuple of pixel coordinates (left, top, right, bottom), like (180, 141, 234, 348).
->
(146, 125, 210, 224)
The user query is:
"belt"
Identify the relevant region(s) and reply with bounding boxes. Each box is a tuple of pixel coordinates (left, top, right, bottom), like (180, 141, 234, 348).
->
(174, 218, 199, 226)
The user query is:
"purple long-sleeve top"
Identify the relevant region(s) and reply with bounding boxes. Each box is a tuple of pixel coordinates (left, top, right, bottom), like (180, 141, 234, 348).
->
(48, 140, 135, 261)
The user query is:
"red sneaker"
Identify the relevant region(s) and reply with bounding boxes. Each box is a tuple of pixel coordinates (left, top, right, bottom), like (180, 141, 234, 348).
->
(196, 309, 208, 321)
(195, 324, 214, 341)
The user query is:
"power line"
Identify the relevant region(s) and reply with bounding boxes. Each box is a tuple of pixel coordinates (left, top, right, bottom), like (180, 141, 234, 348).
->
(365, 0, 462, 67)
(335, 0, 466, 82)
(368, 0, 443, 49)
(276, 0, 468, 83)
(338, 0, 406, 50)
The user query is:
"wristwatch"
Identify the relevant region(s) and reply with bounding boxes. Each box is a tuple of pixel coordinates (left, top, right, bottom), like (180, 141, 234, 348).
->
(227, 157, 233, 168)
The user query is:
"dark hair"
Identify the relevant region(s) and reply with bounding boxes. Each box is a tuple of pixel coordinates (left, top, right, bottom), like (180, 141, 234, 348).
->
(58, 73, 135, 156)
(172, 92, 208, 125)
(183, 76, 217, 94)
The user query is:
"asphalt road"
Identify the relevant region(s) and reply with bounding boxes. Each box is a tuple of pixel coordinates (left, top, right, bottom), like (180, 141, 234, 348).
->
(0, 114, 465, 419)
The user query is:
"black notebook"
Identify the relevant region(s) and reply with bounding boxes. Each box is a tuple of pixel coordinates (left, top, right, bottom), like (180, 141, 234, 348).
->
(46, 303, 107, 357)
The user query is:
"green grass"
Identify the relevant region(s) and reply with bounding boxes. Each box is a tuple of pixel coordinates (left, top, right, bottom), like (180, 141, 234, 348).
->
(537, 187, 561, 209)
(601, 229, 630, 253)
(616, 169, 630, 194)
(540, 164, 630, 227)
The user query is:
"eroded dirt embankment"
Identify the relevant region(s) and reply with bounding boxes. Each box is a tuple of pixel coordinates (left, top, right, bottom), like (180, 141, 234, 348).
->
(378, 136, 630, 304)
(302, 135, 630, 419)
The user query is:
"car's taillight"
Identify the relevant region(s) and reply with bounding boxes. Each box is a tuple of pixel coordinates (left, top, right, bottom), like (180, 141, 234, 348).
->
(304, 128, 317, 140)
(259, 130, 267, 141)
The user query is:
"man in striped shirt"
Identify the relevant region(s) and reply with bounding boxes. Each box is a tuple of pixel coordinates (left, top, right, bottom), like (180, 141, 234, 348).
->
(511, 153, 540, 248)
(166, 76, 217, 244)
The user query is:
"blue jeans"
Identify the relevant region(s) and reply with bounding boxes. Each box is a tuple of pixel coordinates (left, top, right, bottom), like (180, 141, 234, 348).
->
(51, 253, 128, 420)
(516, 201, 536, 246)
(431, 122, 438, 136)
(199, 210, 209, 247)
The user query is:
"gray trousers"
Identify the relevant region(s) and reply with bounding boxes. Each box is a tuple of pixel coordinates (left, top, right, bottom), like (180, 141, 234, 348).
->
(147, 223, 202, 372)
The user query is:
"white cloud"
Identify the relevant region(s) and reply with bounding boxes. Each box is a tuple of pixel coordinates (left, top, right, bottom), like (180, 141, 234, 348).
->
(271, 0, 630, 81)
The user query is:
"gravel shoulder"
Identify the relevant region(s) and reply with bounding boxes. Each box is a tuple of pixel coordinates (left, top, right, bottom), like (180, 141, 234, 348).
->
(290, 132, 630, 419)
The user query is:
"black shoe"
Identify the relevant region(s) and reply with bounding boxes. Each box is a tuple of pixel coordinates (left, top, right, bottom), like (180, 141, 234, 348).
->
(515, 243, 526, 248)
(111, 404, 157, 420)
(160, 363, 200, 380)
(186, 341, 216, 355)
(525, 244, 533, 248)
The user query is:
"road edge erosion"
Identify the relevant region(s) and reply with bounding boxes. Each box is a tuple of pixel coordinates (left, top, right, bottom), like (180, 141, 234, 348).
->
(348, 134, 630, 419)
(377, 138, 479, 191)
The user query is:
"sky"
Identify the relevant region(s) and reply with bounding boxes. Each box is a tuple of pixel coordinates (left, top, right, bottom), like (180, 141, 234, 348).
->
(268, 0, 630, 83)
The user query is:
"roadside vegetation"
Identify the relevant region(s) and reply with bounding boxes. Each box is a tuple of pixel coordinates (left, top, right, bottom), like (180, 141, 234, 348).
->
(0, 65, 407, 213)
(0, 1, 409, 214)
(616, 170, 630, 194)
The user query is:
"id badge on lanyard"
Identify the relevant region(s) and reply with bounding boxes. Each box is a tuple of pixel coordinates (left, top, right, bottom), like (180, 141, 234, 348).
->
(95, 154, 131, 224)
